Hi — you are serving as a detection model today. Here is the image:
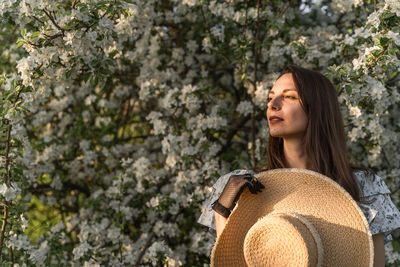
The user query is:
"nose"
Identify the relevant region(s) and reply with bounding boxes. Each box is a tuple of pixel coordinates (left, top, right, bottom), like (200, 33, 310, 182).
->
(267, 96, 282, 111)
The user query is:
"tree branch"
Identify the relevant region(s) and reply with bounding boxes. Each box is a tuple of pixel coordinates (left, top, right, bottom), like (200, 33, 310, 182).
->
(250, 0, 261, 168)
(134, 212, 172, 266)
(0, 87, 22, 255)
(71, 0, 79, 9)
(31, 15, 44, 25)
(217, 110, 266, 159)
(42, 9, 66, 36)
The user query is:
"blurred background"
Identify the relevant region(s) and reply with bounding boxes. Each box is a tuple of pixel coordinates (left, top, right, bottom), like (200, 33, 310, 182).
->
(0, 0, 399, 266)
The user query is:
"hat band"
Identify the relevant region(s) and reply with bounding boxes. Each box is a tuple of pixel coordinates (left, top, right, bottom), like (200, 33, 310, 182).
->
(243, 211, 324, 267)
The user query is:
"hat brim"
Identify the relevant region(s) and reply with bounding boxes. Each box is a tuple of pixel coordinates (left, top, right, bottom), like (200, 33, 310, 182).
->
(211, 168, 374, 267)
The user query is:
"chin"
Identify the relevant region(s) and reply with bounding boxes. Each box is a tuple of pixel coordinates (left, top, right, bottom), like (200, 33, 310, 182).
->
(269, 130, 305, 140)
(268, 131, 284, 137)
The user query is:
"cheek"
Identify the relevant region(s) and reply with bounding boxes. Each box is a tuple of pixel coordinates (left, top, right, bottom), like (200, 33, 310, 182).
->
(290, 106, 308, 129)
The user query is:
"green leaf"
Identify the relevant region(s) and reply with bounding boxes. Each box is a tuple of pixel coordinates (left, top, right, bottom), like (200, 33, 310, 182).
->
(381, 10, 395, 20)
(345, 85, 352, 95)
(16, 40, 24, 48)
(379, 37, 389, 47)
(390, 71, 398, 80)
(83, 72, 91, 82)
(393, 239, 400, 252)
(66, 70, 72, 79)
(90, 76, 99, 87)
(109, 50, 118, 58)
(6, 92, 14, 101)
(31, 31, 40, 38)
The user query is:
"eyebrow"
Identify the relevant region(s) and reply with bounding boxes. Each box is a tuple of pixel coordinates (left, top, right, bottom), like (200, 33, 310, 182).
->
(269, 89, 297, 95)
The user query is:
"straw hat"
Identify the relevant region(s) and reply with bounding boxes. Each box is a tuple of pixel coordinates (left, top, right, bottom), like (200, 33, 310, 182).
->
(211, 168, 374, 267)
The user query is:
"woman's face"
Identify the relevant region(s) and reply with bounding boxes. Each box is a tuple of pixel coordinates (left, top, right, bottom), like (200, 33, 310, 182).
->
(267, 73, 308, 139)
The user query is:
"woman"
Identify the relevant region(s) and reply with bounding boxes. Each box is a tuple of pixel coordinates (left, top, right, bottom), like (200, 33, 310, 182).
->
(198, 65, 400, 266)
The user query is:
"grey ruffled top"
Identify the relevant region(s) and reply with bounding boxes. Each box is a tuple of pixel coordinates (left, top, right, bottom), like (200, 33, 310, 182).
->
(197, 169, 400, 244)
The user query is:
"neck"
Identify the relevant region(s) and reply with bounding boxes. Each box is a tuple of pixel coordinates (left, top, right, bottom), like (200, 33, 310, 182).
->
(282, 137, 311, 169)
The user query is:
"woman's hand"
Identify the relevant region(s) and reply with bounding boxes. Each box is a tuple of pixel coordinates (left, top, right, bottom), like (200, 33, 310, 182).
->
(212, 173, 265, 218)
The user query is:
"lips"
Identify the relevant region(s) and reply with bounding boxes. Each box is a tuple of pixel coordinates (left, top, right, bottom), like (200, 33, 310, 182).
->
(269, 116, 284, 122)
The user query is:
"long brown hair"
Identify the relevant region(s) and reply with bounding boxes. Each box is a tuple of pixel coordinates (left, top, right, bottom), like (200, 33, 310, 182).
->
(254, 65, 372, 203)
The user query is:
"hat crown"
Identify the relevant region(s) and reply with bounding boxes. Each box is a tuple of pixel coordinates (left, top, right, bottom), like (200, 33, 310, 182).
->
(243, 211, 323, 267)
(210, 168, 374, 267)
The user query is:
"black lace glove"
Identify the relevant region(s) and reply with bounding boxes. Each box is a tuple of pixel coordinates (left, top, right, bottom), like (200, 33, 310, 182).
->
(211, 173, 265, 218)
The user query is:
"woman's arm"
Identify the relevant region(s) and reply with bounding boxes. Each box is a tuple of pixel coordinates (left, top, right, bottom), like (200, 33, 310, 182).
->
(215, 211, 227, 237)
(372, 233, 385, 267)
(213, 172, 264, 237)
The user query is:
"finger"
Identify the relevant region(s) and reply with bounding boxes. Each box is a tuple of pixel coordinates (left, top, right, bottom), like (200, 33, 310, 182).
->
(258, 180, 265, 189)
(243, 176, 252, 183)
(256, 180, 265, 190)
(246, 182, 258, 194)
(243, 174, 253, 182)
(254, 182, 262, 192)
(252, 178, 264, 188)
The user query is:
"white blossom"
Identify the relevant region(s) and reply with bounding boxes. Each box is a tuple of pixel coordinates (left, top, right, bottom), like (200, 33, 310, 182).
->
(210, 24, 225, 42)
(16, 56, 36, 86)
(73, 241, 92, 260)
(385, 0, 400, 16)
(367, 12, 381, 29)
(236, 101, 252, 116)
(7, 233, 30, 250)
(0, 183, 21, 201)
(385, 239, 400, 264)
(20, 214, 28, 231)
(29, 240, 49, 266)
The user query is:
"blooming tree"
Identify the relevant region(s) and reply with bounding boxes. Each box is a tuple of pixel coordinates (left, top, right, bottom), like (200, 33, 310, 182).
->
(0, 0, 399, 266)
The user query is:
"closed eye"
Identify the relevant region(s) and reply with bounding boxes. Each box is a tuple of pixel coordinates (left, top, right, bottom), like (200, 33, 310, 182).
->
(268, 95, 298, 102)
